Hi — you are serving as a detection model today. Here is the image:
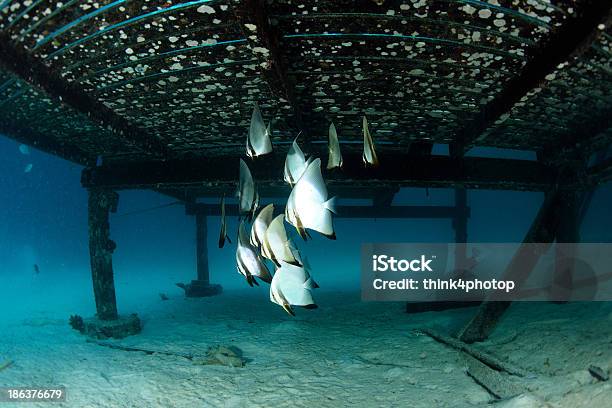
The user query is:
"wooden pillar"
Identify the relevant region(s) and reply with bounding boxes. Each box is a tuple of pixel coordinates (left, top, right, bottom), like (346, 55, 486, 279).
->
(457, 190, 564, 342)
(552, 190, 582, 301)
(196, 213, 210, 285)
(453, 188, 468, 271)
(176, 208, 222, 297)
(406, 187, 475, 313)
(88, 188, 119, 321)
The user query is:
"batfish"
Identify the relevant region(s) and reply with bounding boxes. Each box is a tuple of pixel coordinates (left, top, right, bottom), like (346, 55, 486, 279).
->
(236, 220, 272, 286)
(261, 214, 301, 266)
(238, 159, 259, 221)
(246, 103, 272, 158)
(218, 194, 231, 248)
(250, 203, 274, 249)
(326, 122, 343, 170)
(270, 260, 317, 316)
(286, 158, 337, 240)
(362, 116, 379, 167)
(284, 136, 312, 185)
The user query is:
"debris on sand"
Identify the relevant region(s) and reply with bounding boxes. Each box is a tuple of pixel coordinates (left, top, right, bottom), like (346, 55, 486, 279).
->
(194, 345, 246, 368)
(0, 360, 14, 372)
(588, 365, 609, 382)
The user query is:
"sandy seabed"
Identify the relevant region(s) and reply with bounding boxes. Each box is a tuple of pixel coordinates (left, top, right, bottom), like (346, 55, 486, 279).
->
(1, 290, 611, 408)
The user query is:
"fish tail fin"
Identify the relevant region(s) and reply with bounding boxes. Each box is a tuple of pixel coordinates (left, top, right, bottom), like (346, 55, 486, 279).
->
(324, 197, 338, 214)
(305, 277, 319, 289)
(260, 272, 272, 284)
(282, 303, 296, 316)
(324, 231, 337, 240)
(296, 225, 309, 241)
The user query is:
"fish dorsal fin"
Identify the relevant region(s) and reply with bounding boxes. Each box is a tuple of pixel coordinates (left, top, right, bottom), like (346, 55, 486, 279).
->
(219, 194, 229, 248)
(284, 136, 308, 185)
(239, 158, 258, 219)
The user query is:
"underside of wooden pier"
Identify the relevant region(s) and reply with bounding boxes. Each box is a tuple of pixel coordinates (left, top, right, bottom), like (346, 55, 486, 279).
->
(0, 1, 611, 338)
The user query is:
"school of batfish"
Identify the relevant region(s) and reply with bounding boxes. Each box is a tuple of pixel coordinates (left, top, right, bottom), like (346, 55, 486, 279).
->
(218, 103, 379, 315)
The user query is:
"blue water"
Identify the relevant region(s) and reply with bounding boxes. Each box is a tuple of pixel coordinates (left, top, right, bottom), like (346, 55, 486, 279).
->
(2, 135, 612, 406)
(1, 135, 612, 318)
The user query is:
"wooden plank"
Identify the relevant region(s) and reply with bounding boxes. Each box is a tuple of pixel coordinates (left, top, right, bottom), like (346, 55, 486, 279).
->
(416, 328, 530, 377)
(457, 0, 612, 152)
(185, 202, 468, 219)
(234, 0, 305, 134)
(157, 184, 404, 201)
(81, 153, 559, 192)
(0, 32, 168, 159)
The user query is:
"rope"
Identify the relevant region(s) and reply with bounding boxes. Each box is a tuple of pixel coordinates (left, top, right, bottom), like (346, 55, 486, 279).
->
(115, 201, 182, 217)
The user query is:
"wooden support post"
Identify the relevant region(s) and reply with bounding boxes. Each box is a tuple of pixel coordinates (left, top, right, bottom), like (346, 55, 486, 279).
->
(552, 190, 584, 301)
(88, 188, 119, 321)
(407, 187, 475, 314)
(176, 210, 223, 297)
(372, 187, 399, 207)
(76, 188, 141, 339)
(196, 214, 210, 285)
(453, 188, 469, 271)
(457, 190, 564, 342)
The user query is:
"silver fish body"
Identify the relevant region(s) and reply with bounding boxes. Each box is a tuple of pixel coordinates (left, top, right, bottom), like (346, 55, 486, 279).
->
(327, 122, 343, 170)
(236, 220, 272, 286)
(246, 103, 272, 158)
(362, 116, 379, 167)
(238, 159, 259, 221)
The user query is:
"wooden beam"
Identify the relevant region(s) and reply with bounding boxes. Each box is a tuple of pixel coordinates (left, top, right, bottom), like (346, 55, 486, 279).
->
(408, 141, 434, 156)
(588, 155, 612, 185)
(372, 186, 400, 207)
(196, 214, 210, 284)
(0, 119, 92, 165)
(185, 202, 469, 219)
(457, 190, 567, 343)
(577, 150, 607, 221)
(234, 0, 304, 134)
(0, 32, 168, 159)
(156, 184, 403, 201)
(88, 188, 119, 321)
(457, 0, 612, 152)
(82, 153, 559, 192)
